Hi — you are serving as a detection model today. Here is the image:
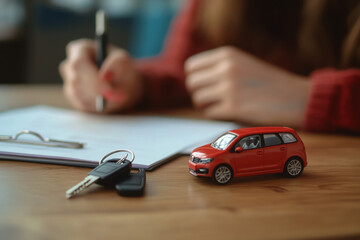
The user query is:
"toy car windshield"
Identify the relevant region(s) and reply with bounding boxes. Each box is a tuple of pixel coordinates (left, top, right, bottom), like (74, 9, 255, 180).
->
(211, 133, 237, 150)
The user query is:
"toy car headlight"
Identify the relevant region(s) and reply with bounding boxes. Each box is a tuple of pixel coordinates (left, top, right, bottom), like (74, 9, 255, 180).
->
(199, 158, 214, 163)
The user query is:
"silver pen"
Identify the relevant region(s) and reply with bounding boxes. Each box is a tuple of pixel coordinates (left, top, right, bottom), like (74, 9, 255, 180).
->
(95, 10, 108, 112)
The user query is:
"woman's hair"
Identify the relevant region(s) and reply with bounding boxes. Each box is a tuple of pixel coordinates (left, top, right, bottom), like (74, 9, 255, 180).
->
(195, 0, 360, 74)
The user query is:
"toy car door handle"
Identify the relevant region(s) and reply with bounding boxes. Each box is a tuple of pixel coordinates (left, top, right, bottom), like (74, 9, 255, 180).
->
(257, 150, 263, 155)
(280, 147, 286, 151)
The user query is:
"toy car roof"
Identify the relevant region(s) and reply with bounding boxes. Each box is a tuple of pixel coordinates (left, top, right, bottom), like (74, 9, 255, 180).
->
(229, 127, 296, 136)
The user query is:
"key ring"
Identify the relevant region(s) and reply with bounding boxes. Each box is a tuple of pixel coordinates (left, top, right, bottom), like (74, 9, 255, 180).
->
(99, 149, 135, 164)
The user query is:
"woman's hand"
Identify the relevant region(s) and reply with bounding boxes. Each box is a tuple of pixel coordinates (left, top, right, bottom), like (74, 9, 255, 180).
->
(59, 39, 144, 113)
(185, 46, 310, 128)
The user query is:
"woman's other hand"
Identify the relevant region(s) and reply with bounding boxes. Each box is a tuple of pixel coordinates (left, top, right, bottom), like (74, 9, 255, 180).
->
(59, 39, 143, 113)
(185, 46, 310, 128)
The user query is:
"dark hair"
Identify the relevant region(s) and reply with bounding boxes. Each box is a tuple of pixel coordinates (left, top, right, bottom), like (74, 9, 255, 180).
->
(196, 0, 360, 74)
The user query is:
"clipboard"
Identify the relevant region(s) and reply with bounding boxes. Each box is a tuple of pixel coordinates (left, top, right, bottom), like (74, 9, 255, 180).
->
(0, 130, 84, 149)
(0, 106, 239, 170)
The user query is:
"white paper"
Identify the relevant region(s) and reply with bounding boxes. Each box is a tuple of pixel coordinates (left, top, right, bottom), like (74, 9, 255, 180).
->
(0, 106, 239, 169)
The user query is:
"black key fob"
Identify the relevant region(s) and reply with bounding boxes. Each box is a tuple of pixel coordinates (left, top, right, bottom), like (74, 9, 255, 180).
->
(95, 158, 131, 188)
(115, 168, 146, 196)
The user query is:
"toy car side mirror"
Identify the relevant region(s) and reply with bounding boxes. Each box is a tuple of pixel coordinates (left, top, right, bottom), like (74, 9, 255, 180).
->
(235, 146, 243, 153)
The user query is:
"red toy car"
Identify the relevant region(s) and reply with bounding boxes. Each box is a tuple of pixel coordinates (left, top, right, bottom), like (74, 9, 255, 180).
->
(189, 127, 307, 184)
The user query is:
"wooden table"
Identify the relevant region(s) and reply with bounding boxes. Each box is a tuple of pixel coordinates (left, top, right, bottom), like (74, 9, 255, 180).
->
(1, 85, 360, 240)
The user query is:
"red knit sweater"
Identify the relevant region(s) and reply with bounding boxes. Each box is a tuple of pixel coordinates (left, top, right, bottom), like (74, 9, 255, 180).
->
(137, 0, 360, 134)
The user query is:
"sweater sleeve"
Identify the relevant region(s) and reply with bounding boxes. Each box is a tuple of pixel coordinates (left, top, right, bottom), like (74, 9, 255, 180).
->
(303, 68, 360, 133)
(136, 0, 202, 108)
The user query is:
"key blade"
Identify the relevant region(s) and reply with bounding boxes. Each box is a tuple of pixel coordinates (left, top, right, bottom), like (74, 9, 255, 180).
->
(66, 175, 99, 199)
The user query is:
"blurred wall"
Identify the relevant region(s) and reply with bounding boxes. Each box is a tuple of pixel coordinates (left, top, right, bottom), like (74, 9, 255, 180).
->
(0, 0, 181, 84)
(0, 0, 26, 84)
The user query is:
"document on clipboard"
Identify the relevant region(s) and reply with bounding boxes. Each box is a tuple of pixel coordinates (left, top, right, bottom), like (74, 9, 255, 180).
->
(0, 106, 239, 170)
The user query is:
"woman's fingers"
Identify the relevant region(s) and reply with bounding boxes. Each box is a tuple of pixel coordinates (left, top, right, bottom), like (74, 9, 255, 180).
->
(98, 49, 131, 102)
(97, 47, 144, 110)
(99, 50, 130, 85)
(66, 39, 96, 62)
(60, 38, 144, 113)
(185, 47, 243, 117)
(185, 46, 239, 74)
(191, 81, 225, 108)
(186, 67, 220, 93)
(59, 39, 100, 112)
(63, 79, 93, 112)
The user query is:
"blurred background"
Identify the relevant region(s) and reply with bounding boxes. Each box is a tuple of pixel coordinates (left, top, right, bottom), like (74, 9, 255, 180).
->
(0, 0, 181, 84)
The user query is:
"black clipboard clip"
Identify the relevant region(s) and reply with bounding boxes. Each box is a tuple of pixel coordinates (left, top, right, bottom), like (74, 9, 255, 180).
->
(0, 130, 84, 149)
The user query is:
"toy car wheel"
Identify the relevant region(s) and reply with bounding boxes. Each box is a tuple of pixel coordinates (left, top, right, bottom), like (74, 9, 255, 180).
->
(284, 158, 304, 178)
(213, 165, 233, 184)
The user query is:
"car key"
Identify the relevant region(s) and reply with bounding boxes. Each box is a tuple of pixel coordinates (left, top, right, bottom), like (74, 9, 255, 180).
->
(66, 149, 135, 199)
(115, 168, 146, 196)
(66, 159, 131, 198)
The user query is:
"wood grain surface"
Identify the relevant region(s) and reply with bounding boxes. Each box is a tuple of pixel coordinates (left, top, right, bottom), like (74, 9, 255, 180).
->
(0, 85, 360, 240)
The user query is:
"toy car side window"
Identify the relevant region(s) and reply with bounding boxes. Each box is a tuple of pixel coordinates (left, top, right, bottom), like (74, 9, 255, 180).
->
(263, 133, 282, 147)
(235, 135, 262, 150)
(279, 133, 297, 143)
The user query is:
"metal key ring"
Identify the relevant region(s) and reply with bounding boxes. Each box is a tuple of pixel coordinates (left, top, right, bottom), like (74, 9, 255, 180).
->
(99, 149, 135, 164)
